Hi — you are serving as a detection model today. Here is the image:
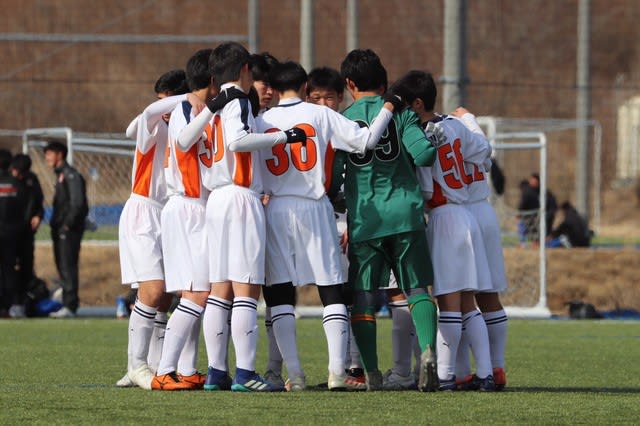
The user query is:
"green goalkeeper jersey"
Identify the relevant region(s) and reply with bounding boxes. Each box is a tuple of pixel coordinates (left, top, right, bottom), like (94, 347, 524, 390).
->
(333, 95, 436, 243)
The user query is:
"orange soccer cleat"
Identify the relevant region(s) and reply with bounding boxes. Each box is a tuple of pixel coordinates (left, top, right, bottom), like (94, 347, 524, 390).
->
(493, 368, 507, 391)
(151, 372, 194, 391)
(178, 372, 207, 390)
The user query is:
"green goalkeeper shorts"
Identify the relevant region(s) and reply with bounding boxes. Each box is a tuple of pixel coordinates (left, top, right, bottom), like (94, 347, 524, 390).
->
(348, 230, 433, 292)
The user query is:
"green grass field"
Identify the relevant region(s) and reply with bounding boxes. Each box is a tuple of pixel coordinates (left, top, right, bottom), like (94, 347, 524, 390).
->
(1, 319, 639, 425)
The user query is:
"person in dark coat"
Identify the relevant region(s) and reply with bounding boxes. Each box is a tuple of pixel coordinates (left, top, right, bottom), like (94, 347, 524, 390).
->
(0, 149, 27, 317)
(43, 141, 88, 318)
(10, 154, 44, 317)
(548, 201, 592, 248)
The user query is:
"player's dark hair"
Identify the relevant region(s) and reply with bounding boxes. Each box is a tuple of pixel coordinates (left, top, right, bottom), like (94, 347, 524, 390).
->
(340, 49, 388, 92)
(186, 49, 213, 91)
(250, 54, 272, 83)
(10, 153, 32, 174)
(0, 149, 12, 170)
(43, 141, 68, 159)
(393, 70, 437, 111)
(210, 42, 250, 85)
(307, 67, 344, 96)
(154, 69, 188, 95)
(269, 61, 308, 93)
(260, 52, 280, 70)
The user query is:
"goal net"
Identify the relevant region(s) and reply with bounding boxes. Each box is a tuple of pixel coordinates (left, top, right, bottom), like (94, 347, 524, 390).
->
(478, 116, 601, 318)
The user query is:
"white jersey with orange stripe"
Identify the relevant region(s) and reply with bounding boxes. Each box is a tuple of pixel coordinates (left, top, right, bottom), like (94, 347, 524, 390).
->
(125, 94, 188, 204)
(457, 113, 493, 203)
(256, 97, 388, 200)
(417, 114, 491, 208)
(165, 100, 209, 201)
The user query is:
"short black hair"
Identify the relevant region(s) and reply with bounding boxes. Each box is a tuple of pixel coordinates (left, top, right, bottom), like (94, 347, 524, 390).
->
(393, 70, 437, 111)
(260, 52, 280, 69)
(210, 42, 250, 86)
(249, 54, 272, 83)
(43, 141, 68, 158)
(269, 61, 308, 93)
(10, 153, 32, 174)
(154, 69, 188, 95)
(0, 149, 12, 170)
(186, 49, 213, 91)
(340, 49, 388, 92)
(307, 67, 344, 96)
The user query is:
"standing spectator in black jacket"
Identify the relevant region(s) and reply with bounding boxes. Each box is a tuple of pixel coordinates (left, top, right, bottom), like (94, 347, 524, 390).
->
(9, 154, 44, 317)
(0, 149, 27, 318)
(44, 141, 88, 318)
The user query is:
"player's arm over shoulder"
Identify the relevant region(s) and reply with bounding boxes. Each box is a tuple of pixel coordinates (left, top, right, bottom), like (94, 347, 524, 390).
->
(397, 109, 436, 167)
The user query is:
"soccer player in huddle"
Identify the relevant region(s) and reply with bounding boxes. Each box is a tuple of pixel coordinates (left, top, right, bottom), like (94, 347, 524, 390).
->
(304, 66, 365, 390)
(150, 49, 217, 391)
(392, 70, 496, 391)
(119, 69, 202, 389)
(255, 61, 398, 391)
(455, 105, 509, 391)
(178, 41, 306, 392)
(331, 49, 440, 391)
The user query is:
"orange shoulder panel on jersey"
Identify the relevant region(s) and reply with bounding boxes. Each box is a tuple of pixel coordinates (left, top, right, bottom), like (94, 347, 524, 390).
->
(427, 181, 448, 209)
(132, 145, 157, 197)
(233, 152, 253, 188)
(176, 144, 201, 198)
(324, 141, 335, 192)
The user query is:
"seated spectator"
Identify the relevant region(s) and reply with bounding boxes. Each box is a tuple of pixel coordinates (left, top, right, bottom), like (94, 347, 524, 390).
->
(547, 201, 592, 248)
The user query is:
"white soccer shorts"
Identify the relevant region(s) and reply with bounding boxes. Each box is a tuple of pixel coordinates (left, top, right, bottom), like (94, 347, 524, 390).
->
(207, 185, 265, 285)
(464, 200, 508, 292)
(119, 194, 164, 285)
(265, 195, 345, 286)
(161, 196, 209, 292)
(426, 204, 490, 297)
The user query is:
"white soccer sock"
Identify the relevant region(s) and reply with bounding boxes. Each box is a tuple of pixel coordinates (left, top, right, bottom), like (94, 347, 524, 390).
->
(203, 296, 232, 372)
(156, 299, 203, 376)
(436, 311, 462, 381)
(454, 321, 472, 378)
(388, 300, 413, 377)
(271, 304, 304, 378)
(463, 309, 492, 379)
(322, 303, 349, 376)
(147, 311, 168, 373)
(177, 315, 202, 376)
(265, 307, 283, 374)
(128, 300, 157, 371)
(348, 321, 363, 369)
(231, 297, 259, 372)
(483, 309, 508, 369)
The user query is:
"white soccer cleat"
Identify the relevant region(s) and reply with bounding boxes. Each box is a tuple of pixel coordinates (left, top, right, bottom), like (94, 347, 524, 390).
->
(49, 307, 76, 319)
(128, 365, 154, 390)
(116, 372, 136, 388)
(9, 305, 26, 318)
(418, 347, 438, 392)
(382, 369, 416, 390)
(327, 371, 347, 391)
(284, 374, 306, 392)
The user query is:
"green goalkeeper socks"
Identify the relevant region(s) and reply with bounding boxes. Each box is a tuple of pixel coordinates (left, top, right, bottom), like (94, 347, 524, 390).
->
(350, 306, 378, 372)
(408, 293, 438, 352)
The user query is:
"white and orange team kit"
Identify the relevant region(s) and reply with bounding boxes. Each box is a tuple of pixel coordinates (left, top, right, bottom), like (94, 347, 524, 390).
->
(417, 115, 492, 298)
(458, 113, 508, 293)
(178, 83, 290, 285)
(119, 94, 189, 286)
(162, 101, 210, 293)
(256, 97, 392, 287)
